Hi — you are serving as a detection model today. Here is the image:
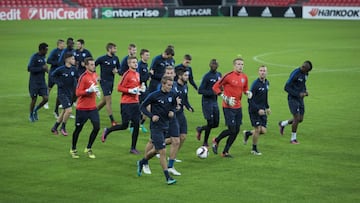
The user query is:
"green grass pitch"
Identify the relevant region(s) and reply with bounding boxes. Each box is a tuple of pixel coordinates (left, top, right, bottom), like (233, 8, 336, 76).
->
(0, 17, 360, 202)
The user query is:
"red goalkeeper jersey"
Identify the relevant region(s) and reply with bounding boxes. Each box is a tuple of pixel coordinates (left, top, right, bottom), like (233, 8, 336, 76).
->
(212, 70, 249, 109)
(76, 70, 99, 110)
(117, 69, 140, 104)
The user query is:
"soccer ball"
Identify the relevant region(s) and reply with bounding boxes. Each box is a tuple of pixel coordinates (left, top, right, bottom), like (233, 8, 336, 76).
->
(196, 146, 209, 159)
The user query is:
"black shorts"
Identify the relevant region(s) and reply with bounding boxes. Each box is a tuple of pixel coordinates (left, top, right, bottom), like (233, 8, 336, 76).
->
(151, 128, 167, 150)
(120, 103, 140, 124)
(288, 96, 305, 115)
(202, 100, 220, 124)
(249, 112, 267, 128)
(176, 112, 187, 134)
(223, 107, 242, 127)
(58, 92, 73, 109)
(167, 116, 179, 138)
(100, 80, 114, 96)
(75, 109, 100, 126)
(29, 83, 48, 98)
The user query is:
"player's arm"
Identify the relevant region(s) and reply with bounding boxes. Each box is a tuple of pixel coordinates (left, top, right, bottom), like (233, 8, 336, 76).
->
(28, 56, 45, 73)
(188, 68, 198, 90)
(284, 77, 300, 98)
(76, 75, 88, 97)
(140, 94, 154, 119)
(198, 75, 214, 96)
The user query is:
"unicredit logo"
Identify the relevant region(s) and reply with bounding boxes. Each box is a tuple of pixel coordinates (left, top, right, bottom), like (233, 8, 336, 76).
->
(28, 8, 38, 19)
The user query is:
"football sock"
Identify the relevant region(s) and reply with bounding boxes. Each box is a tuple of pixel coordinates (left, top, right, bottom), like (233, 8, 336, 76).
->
(34, 105, 39, 112)
(109, 115, 114, 122)
(142, 158, 148, 165)
(281, 120, 289, 126)
(252, 144, 257, 151)
(164, 170, 170, 180)
(168, 159, 175, 168)
(246, 131, 253, 136)
(291, 132, 297, 140)
(61, 122, 66, 130)
(53, 122, 60, 130)
(140, 119, 145, 125)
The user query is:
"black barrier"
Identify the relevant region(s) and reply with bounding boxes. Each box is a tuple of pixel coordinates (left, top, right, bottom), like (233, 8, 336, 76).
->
(232, 6, 302, 18)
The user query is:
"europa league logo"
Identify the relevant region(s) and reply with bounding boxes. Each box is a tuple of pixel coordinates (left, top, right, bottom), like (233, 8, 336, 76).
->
(93, 8, 99, 19)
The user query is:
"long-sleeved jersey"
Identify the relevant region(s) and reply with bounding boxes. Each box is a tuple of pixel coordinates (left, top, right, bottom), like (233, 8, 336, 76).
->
(95, 54, 120, 83)
(198, 70, 222, 102)
(212, 71, 249, 109)
(75, 48, 92, 75)
(284, 67, 308, 99)
(248, 78, 269, 113)
(140, 90, 177, 130)
(175, 64, 198, 90)
(119, 55, 130, 76)
(150, 54, 168, 81)
(51, 65, 78, 95)
(117, 69, 140, 104)
(137, 60, 150, 86)
(58, 48, 76, 66)
(173, 81, 192, 113)
(47, 48, 62, 70)
(76, 70, 98, 110)
(28, 52, 47, 86)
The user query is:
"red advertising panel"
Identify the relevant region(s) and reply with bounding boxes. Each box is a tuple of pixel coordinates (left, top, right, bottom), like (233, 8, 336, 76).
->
(0, 7, 91, 21)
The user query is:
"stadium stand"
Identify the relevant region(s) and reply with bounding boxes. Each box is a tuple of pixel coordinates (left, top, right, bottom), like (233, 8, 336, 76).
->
(72, 0, 164, 8)
(237, 0, 297, 6)
(0, 0, 70, 7)
(303, 0, 360, 6)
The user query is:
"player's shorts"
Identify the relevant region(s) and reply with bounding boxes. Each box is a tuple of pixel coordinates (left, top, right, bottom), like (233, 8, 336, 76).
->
(29, 83, 48, 98)
(249, 112, 267, 128)
(202, 100, 220, 124)
(223, 107, 242, 127)
(167, 116, 179, 138)
(100, 80, 114, 96)
(120, 103, 140, 124)
(58, 92, 73, 109)
(151, 128, 167, 150)
(288, 95, 305, 115)
(176, 112, 187, 134)
(75, 109, 100, 126)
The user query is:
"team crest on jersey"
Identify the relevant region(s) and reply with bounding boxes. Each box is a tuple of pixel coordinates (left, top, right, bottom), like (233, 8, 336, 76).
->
(113, 60, 116, 65)
(82, 53, 86, 57)
(241, 78, 245, 83)
(168, 97, 173, 103)
(71, 71, 75, 76)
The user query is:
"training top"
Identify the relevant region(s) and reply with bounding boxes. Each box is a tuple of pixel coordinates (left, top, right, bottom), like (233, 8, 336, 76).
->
(119, 55, 130, 76)
(51, 65, 78, 95)
(140, 89, 177, 130)
(173, 81, 192, 113)
(95, 54, 120, 83)
(175, 64, 198, 90)
(76, 70, 99, 110)
(150, 54, 168, 81)
(137, 60, 150, 86)
(213, 70, 249, 109)
(75, 48, 92, 75)
(198, 70, 222, 102)
(117, 69, 140, 104)
(248, 78, 270, 113)
(28, 52, 47, 86)
(47, 48, 62, 71)
(285, 67, 308, 99)
(58, 48, 76, 66)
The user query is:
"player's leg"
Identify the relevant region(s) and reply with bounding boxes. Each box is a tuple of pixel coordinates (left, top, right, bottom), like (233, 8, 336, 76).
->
(222, 108, 242, 157)
(71, 109, 86, 158)
(32, 87, 48, 121)
(251, 125, 262, 155)
(29, 96, 37, 122)
(129, 104, 141, 154)
(85, 110, 100, 158)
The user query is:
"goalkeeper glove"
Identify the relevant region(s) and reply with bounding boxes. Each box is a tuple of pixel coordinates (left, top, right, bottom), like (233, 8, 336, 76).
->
(221, 93, 235, 107)
(128, 87, 139, 95)
(246, 91, 253, 99)
(86, 83, 99, 93)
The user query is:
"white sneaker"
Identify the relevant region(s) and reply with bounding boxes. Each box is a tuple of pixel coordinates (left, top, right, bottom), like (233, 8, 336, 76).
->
(155, 153, 160, 158)
(168, 167, 181, 176)
(251, 150, 262, 156)
(142, 164, 152, 174)
(44, 102, 49, 109)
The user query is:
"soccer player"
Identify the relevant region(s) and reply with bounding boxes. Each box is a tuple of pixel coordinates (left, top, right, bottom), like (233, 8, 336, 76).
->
(101, 56, 144, 154)
(148, 47, 175, 93)
(196, 59, 222, 147)
(211, 57, 252, 158)
(137, 48, 151, 133)
(50, 53, 78, 136)
(175, 54, 198, 90)
(70, 57, 101, 159)
(119, 43, 137, 75)
(278, 61, 313, 144)
(58, 37, 76, 66)
(75, 39, 93, 75)
(45, 39, 65, 114)
(137, 76, 178, 185)
(168, 68, 194, 176)
(95, 42, 121, 126)
(28, 42, 49, 122)
(243, 65, 271, 155)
